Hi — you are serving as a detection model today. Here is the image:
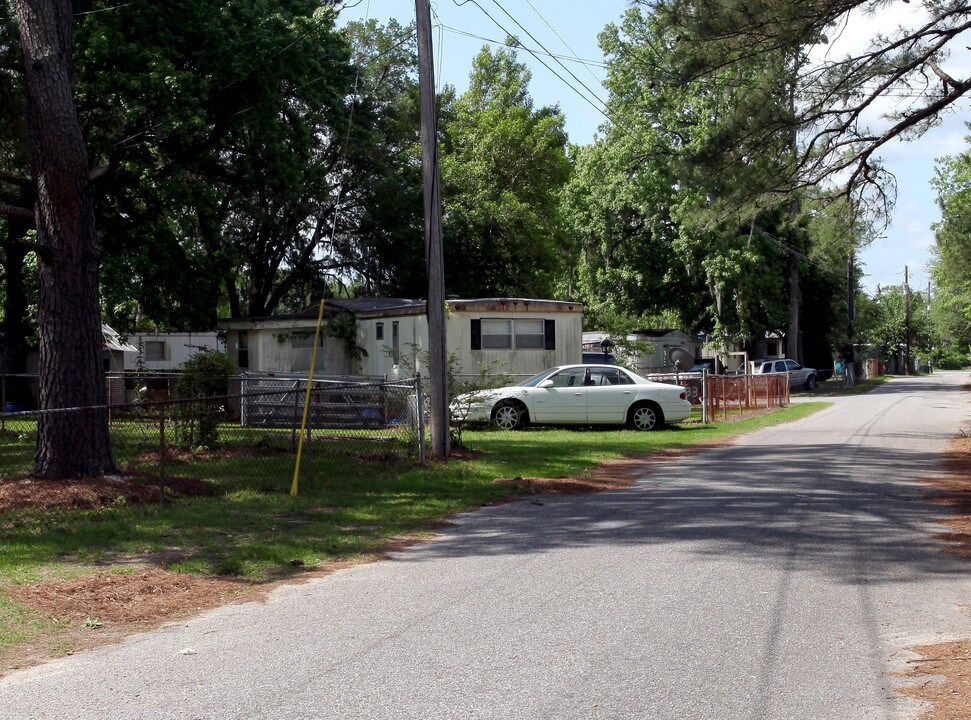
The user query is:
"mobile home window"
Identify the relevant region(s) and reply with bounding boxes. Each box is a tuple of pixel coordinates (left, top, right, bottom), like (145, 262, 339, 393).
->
(143, 340, 166, 362)
(376, 322, 384, 341)
(291, 331, 325, 372)
(474, 318, 554, 350)
(391, 321, 400, 363)
(514, 319, 544, 349)
(480, 319, 512, 349)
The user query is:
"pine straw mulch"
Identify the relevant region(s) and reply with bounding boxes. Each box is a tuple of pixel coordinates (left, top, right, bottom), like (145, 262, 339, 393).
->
(0, 473, 215, 513)
(896, 635, 971, 720)
(1, 569, 257, 673)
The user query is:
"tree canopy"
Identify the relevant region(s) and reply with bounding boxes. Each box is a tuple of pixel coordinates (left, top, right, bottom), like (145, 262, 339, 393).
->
(929, 125, 971, 358)
(560, 6, 850, 364)
(439, 45, 572, 298)
(634, 0, 971, 212)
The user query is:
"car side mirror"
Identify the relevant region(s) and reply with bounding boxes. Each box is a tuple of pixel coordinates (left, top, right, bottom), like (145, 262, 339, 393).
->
(538, 379, 555, 388)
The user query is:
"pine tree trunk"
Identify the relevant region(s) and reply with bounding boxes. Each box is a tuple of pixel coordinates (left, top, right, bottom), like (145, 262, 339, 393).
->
(16, 0, 116, 478)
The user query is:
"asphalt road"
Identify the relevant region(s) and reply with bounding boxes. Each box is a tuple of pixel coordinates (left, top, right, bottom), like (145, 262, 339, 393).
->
(2, 372, 969, 719)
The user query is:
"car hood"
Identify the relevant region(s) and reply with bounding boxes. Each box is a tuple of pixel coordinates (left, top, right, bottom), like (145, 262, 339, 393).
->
(451, 386, 527, 407)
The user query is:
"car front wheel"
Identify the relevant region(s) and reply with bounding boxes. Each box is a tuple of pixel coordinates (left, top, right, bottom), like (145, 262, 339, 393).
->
(492, 400, 527, 430)
(628, 402, 663, 431)
(804, 374, 817, 391)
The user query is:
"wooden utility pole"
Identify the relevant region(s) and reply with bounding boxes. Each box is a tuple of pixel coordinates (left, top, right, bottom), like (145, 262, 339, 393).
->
(847, 249, 855, 341)
(415, 0, 449, 458)
(904, 265, 911, 375)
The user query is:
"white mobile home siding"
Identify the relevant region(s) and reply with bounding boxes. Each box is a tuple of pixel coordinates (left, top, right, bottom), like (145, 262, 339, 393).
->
(124, 332, 224, 371)
(224, 324, 352, 375)
(356, 315, 427, 378)
(217, 298, 583, 380)
(447, 299, 583, 377)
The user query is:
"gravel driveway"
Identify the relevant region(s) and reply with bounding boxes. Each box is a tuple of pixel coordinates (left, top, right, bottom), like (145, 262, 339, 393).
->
(1, 372, 968, 719)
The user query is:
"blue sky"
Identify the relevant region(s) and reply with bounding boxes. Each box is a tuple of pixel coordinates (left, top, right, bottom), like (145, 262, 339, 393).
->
(339, 0, 970, 297)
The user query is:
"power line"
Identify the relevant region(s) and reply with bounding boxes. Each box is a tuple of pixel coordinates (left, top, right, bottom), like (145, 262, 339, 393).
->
(437, 24, 607, 69)
(75, 0, 155, 17)
(450, 0, 613, 128)
(521, 0, 606, 87)
(484, 0, 609, 116)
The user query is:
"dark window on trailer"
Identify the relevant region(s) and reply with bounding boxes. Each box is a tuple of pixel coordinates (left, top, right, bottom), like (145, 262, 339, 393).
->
(471, 318, 556, 350)
(143, 340, 166, 362)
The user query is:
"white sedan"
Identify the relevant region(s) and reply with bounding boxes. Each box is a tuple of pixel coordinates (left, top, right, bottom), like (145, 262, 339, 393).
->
(450, 364, 692, 431)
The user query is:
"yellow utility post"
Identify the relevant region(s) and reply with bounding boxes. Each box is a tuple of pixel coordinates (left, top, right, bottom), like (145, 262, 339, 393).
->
(290, 300, 326, 496)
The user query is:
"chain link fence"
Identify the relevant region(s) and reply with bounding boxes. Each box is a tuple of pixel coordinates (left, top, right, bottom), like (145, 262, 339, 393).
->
(702, 373, 790, 420)
(0, 376, 425, 517)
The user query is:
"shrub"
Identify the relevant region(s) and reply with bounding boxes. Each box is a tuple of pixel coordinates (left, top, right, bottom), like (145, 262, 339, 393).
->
(176, 351, 237, 448)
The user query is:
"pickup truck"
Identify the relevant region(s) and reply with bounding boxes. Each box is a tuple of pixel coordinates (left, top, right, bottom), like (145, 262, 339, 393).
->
(750, 358, 817, 391)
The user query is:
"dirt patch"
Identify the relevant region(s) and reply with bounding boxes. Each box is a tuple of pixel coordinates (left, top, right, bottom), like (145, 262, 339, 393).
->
(0, 555, 379, 674)
(5, 569, 253, 625)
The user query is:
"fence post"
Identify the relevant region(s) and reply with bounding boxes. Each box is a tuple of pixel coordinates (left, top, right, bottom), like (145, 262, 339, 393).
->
(416, 372, 426, 465)
(701, 370, 709, 423)
(240, 373, 248, 426)
(291, 379, 301, 452)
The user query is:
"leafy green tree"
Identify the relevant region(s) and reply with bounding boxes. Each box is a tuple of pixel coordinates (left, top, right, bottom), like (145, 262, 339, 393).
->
(566, 6, 842, 362)
(561, 138, 708, 331)
(71, 1, 359, 324)
(326, 18, 426, 299)
(856, 284, 932, 372)
(930, 128, 971, 348)
(1, 1, 391, 476)
(440, 46, 572, 298)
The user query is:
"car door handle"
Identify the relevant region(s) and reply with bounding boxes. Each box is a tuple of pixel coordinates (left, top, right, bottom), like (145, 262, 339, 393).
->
(573, 392, 583, 396)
